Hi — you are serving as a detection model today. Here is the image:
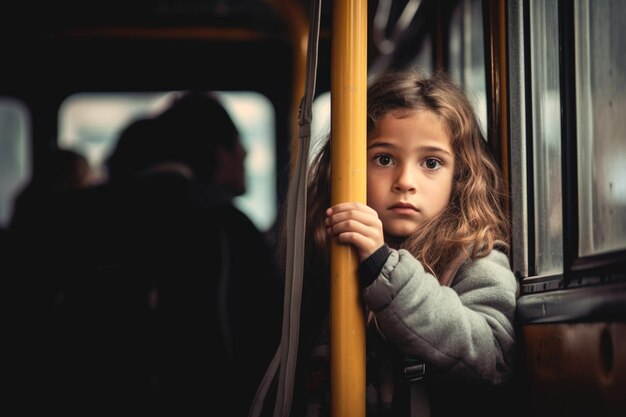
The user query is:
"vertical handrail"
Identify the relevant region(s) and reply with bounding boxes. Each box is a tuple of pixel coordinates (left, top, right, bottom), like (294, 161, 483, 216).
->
(330, 1, 367, 417)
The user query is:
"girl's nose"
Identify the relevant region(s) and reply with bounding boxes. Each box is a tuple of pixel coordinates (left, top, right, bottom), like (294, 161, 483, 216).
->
(393, 165, 417, 193)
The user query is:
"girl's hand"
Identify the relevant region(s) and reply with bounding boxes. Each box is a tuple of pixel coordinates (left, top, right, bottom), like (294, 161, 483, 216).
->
(325, 202, 384, 262)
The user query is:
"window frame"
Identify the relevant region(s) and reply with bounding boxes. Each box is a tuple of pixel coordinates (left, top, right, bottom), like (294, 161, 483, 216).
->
(513, 0, 626, 300)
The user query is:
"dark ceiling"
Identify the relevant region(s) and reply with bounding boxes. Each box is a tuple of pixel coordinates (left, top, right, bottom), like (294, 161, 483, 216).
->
(0, 0, 335, 36)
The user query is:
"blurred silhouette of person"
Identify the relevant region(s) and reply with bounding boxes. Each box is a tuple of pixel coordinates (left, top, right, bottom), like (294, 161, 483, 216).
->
(149, 92, 283, 416)
(6, 147, 93, 411)
(9, 147, 91, 236)
(105, 117, 167, 184)
(8, 146, 92, 313)
(8, 147, 91, 292)
(44, 93, 283, 416)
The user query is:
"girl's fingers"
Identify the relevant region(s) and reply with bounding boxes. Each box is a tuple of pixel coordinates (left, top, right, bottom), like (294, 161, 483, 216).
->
(326, 202, 375, 217)
(327, 217, 377, 237)
(325, 202, 384, 260)
(326, 203, 380, 228)
(331, 227, 382, 261)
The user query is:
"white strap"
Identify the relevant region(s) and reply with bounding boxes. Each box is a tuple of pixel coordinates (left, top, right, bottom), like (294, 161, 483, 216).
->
(248, 1, 322, 416)
(248, 348, 281, 417)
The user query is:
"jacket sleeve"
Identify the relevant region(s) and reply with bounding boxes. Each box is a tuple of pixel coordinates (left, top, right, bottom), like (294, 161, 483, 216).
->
(361, 248, 518, 384)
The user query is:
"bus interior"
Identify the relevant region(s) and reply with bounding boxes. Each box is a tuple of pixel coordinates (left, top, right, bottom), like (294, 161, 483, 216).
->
(1, 1, 625, 416)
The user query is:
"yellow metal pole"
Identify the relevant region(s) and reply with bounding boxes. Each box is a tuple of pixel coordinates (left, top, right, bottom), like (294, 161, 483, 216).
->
(330, 1, 367, 417)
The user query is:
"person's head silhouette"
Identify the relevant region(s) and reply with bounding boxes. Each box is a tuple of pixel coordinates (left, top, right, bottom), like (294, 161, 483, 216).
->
(107, 117, 161, 183)
(157, 92, 247, 196)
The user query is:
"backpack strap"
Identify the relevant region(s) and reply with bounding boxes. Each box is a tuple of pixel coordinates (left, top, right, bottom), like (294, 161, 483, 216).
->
(404, 357, 429, 417)
(404, 248, 469, 417)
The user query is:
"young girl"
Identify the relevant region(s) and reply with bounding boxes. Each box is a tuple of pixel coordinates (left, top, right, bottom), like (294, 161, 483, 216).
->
(292, 70, 518, 417)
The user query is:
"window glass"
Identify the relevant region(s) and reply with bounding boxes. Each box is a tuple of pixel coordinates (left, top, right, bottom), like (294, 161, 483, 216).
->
(58, 92, 276, 232)
(448, 0, 487, 138)
(575, 0, 626, 256)
(529, 0, 563, 275)
(219, 92, 276, 232)
(408, 33, 433, 76)
(0, 98, 30, 228)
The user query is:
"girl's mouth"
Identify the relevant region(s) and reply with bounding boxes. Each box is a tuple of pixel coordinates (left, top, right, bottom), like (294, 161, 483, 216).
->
(389, 202, 418, 214)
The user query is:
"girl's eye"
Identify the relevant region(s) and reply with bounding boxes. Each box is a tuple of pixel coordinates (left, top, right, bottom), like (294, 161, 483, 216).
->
(423, 158, 442, 170)
(374, 154, 394, 166)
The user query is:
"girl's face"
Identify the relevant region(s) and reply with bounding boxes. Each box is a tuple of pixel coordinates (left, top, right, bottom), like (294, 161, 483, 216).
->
(367, 110, 455, 239)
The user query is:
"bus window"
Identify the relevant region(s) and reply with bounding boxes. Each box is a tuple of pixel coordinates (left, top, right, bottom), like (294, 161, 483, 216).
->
(448, 0, 487, 139)
(530, 0, 563, 276)
(521, 0, 626, 280)
(575, 0, 626, 256)
(0, 98, 30, 229)
(58, 91, 277, 232)
(219, 92, 276, 232)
